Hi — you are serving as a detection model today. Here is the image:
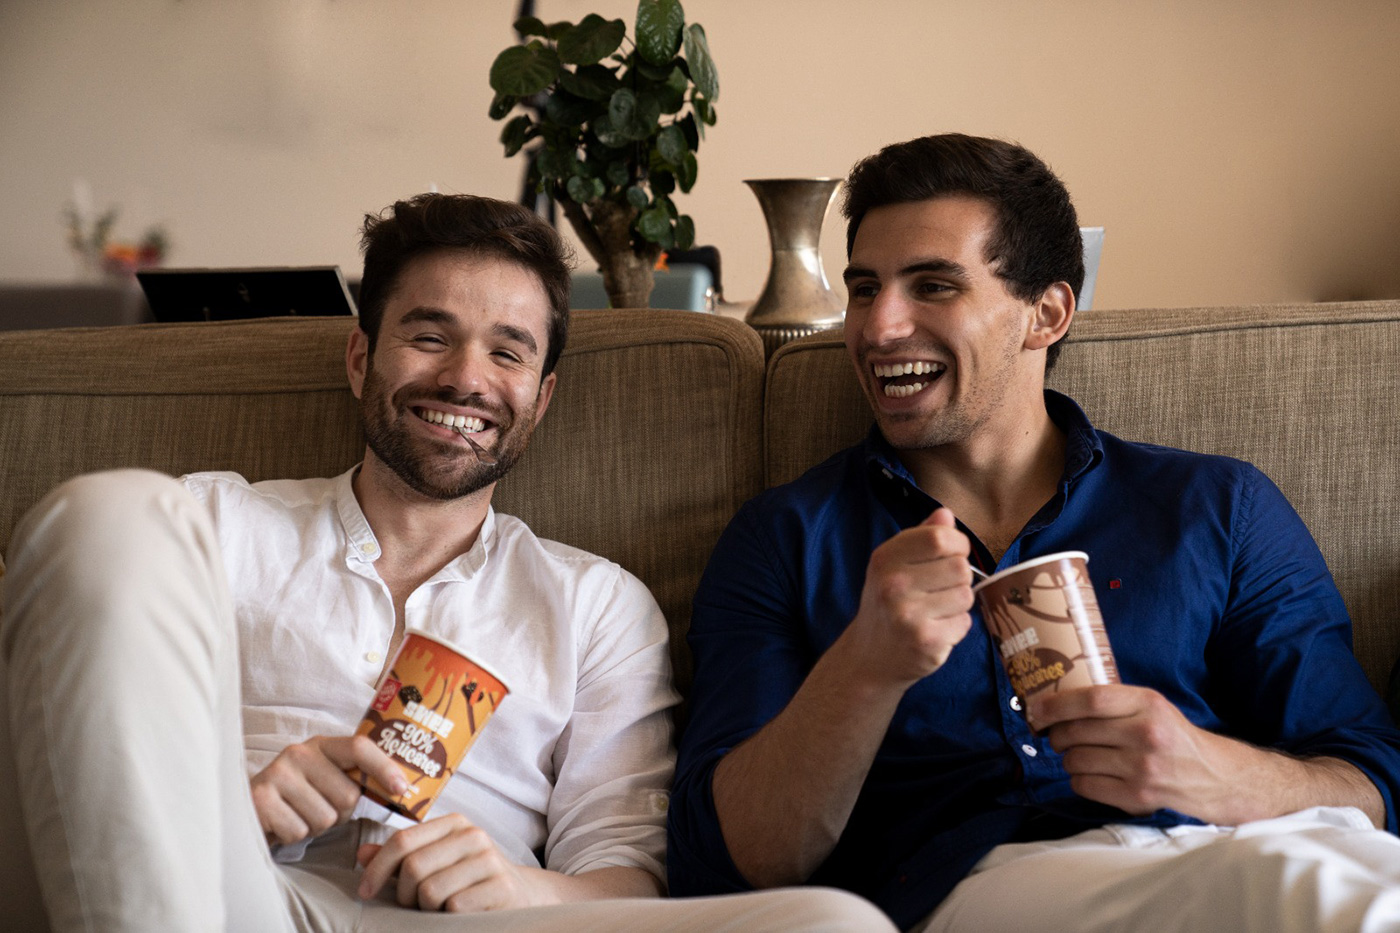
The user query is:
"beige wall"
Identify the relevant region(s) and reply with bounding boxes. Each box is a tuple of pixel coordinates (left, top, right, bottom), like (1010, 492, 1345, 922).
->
(2, 0, 1398, 310)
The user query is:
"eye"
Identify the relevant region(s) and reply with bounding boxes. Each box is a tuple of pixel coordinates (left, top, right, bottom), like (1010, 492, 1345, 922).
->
(916, 281, 953, 297)
(492, 348, 524, 364)
(848, 281, 879, 299)
(412, 334, 447, 348)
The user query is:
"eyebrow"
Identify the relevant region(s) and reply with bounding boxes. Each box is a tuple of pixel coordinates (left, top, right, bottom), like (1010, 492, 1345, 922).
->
(842, 258, 970, 284)
(394, 308, 539, 355)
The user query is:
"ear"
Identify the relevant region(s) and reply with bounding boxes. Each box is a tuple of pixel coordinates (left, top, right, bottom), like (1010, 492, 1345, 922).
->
(1025, 282, 1075, 352)
(346, 327, 370, 399)
(533, 371, 558, 424)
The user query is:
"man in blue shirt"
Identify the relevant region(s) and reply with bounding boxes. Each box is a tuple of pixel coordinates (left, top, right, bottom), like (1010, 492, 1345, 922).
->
(668, 134, 1400, 931)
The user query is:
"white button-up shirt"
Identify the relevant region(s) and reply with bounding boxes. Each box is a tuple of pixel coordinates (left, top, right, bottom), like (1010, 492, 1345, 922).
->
(183, 469, 677, 879)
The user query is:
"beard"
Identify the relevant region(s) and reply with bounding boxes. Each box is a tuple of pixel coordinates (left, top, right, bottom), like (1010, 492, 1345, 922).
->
(357, 360, 540, 501)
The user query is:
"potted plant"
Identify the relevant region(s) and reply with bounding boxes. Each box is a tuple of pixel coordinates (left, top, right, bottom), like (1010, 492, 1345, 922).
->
(487, 0, 719, 308)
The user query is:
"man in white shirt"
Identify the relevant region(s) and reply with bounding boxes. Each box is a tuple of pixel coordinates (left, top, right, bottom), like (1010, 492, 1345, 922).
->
(0, 194, 890, 933)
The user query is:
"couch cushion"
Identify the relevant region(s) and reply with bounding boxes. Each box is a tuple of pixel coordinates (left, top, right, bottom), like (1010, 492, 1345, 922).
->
(763, 300, 1400, 693)
(0, 310, 765, 699)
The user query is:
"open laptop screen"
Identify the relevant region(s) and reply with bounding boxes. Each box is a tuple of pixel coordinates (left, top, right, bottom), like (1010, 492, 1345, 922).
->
(137, 266, 358, 322)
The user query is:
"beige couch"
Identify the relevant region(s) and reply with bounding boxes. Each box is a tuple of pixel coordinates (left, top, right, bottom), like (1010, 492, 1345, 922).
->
(3, 300, 1399, 928)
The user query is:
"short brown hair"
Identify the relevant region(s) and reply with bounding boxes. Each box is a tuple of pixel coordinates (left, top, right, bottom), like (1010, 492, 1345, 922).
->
(359, 194, 574, 376)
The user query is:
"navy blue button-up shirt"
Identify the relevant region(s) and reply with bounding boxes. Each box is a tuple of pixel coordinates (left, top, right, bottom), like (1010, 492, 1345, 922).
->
(669, 392, 1400, 928)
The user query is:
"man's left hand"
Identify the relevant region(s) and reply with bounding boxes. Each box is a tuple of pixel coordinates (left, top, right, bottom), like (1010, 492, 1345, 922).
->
(356, 814, 553, 912)
(1031, 684, 1247, 823)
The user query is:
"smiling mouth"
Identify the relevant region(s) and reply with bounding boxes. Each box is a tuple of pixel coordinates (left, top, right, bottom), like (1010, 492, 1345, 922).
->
(872, 361, 947, 398)
(415, 407, 489, 435)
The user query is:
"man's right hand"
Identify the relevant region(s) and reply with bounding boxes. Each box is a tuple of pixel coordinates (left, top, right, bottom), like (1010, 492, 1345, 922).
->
(249, 735, 409, 846)
(843, 507, 975, 687)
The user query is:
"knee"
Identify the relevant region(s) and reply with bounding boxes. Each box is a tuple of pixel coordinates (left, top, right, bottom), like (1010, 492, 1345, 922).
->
(747, 887, 898, 932)
(11, 470, 191, 560)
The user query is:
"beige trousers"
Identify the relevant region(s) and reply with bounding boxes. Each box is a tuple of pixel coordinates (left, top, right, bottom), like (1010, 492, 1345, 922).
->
(0, 471, 894, 933)
(918, 807, 1400, 933)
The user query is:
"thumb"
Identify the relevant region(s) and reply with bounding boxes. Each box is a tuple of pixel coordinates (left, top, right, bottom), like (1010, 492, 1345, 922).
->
(922, 506, 957, 528)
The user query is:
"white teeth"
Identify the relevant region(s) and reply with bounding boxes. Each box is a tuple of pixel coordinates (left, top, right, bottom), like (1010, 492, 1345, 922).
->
(419, 409, 485, 433)
(873, 361, 943, 378)
(883, 381, 928, 398)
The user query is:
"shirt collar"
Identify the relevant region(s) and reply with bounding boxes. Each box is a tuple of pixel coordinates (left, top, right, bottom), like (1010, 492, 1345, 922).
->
(335, 464, 496, 580)
(863, 389, 1104, 494)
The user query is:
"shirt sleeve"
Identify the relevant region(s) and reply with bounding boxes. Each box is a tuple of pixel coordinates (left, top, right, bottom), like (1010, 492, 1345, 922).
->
(1210, 465, 1400, 832)
(541, 565, 679, 882)
(668, 500, 809, 895)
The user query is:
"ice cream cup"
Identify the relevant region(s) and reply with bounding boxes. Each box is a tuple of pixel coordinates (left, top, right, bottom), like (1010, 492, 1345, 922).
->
(348, 630, 508, 821)
(973, 551, 1118, 730)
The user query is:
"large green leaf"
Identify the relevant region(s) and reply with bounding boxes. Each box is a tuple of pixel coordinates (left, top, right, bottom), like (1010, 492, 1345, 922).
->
(566, 174, 605, 204)
(679, 113, 700, 150)
(636, 0, 685, 66)
(608, 89, 662, 141)
(558, 64, 619, 102)
(657, 124, 688, 166)
(490, 45, 560, 96)
(683, 23, 719, 101)
(488, 92, 517, 121)
(608, 88, 638, 132)
(536, 146, 577, 180)
(677, 151, 698, 192)
(544, 90, 599, 128)
(546, 20, 574, 41)
(513, 15, 548, 38)
(637, 204, 674, 247)
(606, 160, 631, 186)
(499, 114, 533, 157)
(674, 214, 695, 251)
(591, 114, 629, 149)
(626, 185, 650, 210)
(558, 14, 626, 66)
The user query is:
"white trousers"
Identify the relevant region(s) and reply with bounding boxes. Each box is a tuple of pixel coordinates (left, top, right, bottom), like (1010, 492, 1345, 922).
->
(0, 471, 895, 933)
(919, 807, 1400, 933)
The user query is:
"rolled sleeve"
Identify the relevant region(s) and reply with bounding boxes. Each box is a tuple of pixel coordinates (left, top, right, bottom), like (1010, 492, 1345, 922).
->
(1211, 467, 1400, 832)
(543, 566, 678, 880)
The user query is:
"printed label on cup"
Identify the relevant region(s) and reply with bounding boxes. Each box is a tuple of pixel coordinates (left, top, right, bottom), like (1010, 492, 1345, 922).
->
(973, 551, 1118, 730)
(348, 630, 508, 821)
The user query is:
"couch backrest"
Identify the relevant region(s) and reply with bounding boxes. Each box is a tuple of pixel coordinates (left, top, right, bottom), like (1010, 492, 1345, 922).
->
(0, 311, 765, 698)
(764, 300, 1400, 694)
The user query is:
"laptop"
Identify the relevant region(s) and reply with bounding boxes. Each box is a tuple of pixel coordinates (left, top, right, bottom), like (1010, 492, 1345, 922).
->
(137, 266, 358, 322)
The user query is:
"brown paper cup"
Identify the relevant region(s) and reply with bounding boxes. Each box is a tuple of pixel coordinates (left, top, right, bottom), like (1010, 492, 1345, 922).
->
(973, 551, 1118, 730)
(348, 630, 508, 821)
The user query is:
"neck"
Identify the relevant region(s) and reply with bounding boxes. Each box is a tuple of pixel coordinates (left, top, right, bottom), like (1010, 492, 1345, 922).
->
(898, 393, 1066, 560)
(351, 454, 493, 578)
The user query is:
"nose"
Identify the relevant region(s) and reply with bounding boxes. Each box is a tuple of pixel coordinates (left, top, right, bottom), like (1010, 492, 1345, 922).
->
(436, 343, 488, 396)
(856, 287, 917, 349)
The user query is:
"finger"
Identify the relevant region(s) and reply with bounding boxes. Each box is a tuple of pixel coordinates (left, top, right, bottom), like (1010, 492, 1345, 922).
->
(443, 872, 513, 914)
(358, 817, 462, 901)
(254, 792, 314, 846)
(1030, 684, 1142, 729)
(398, 819, 492, 909)
(319, 735, 411, 797)
(1059, 743, 1136, 781)
(886, 524, 971, 564)
(1068, 773, 1158, 816)
(921, 506, 957, 527)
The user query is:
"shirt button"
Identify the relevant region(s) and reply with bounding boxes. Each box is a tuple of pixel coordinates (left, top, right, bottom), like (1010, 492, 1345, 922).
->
(1021, 744, 1038, 757)
(360, 543, 375, 555)
(366, 651, 383, 663)
(1010, 696, 1023, 711)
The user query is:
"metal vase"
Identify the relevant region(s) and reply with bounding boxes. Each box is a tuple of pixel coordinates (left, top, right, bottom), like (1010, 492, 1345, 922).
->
(744, 178, 845, 353)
